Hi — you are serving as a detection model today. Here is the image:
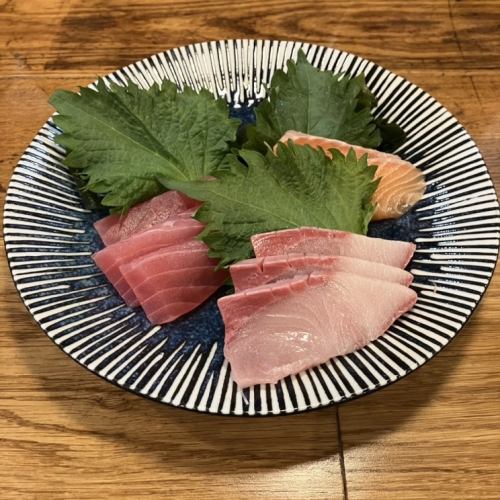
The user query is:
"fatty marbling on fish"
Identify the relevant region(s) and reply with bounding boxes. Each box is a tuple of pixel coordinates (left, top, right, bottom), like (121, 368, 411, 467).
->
(94, 190, 200, 246)
(230, 254, 413, 292)
(251, 227, 415, 268)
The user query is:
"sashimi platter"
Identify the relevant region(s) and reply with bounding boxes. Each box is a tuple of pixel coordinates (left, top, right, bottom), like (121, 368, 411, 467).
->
(5, 40, 499, 416)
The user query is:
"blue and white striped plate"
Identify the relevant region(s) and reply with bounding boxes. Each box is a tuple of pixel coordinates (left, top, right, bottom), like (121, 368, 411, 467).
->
(4, 40, 499, 416)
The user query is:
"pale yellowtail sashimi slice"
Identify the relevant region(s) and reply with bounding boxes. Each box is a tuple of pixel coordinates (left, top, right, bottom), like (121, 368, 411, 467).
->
(251, 227, 415, 268)
(230, 254, 413, 292)
(219, 271, 417, 388)
(278, 130, 425, 221)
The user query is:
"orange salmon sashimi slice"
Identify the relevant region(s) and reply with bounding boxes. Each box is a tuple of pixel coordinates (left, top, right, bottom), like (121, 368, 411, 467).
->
(278, 130, 426, 221)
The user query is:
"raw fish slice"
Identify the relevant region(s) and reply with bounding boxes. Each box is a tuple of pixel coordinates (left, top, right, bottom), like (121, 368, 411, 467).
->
(230, 254, 413, 291)
(120, 240, 210, 293)
(120, 240, 221, 300)
(278, 130, 425, 220)
(121, 287, 140, 308)
(251, 227, 415, 269)
(220, 274, 326, 344)
(146, 295, 214, 325)
(141, 274, 227, 325)
(93, 215, 117, 241)
(94, 218, 203, 275)
(220, 271, 417, 388)
(93, 218, 203, 304)
(94, 190, 200, 245)
(119, 241, 227, 324)
(135, 265, 222, 293)
(109, 240, 210, 308)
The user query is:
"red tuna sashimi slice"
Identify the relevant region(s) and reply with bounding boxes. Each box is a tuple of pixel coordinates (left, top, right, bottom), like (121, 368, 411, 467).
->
(93, 214, 117, 241)
(119, 241, 227, 324)
(142, 280, 227, 324)
(278, 130, 425, 221)
(94, 190, 200, 245)
(230, 254, 413, 291)
(145, 286, 221, 325)
(251, 227, 415, 269)
(220, 271, 417, 388)
(92, 218, 203, 305)
(117, 240, 209, 307)
(120, 239, 209, 290)
(139, 269, 227, 325)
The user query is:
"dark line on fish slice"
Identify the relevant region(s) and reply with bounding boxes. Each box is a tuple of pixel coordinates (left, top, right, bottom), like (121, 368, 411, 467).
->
(335, 406, 349, 500)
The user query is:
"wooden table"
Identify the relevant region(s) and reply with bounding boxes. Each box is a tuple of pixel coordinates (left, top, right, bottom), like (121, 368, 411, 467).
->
(1, 1, 499, 498)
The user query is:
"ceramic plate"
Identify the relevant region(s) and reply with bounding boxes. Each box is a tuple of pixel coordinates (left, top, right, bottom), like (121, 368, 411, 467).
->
(4, 39, 499, 416)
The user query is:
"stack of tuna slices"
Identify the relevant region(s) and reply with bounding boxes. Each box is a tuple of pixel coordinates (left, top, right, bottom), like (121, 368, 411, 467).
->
(92, 190, 227, 325)
(219, 227, 418, 388)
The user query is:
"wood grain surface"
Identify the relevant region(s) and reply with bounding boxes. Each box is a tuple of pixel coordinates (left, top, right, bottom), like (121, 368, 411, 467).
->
(0, 1, 499, 498)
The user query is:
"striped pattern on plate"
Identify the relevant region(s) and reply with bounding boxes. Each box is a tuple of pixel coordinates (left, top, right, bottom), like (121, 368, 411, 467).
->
(4, 39, 499, 416)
